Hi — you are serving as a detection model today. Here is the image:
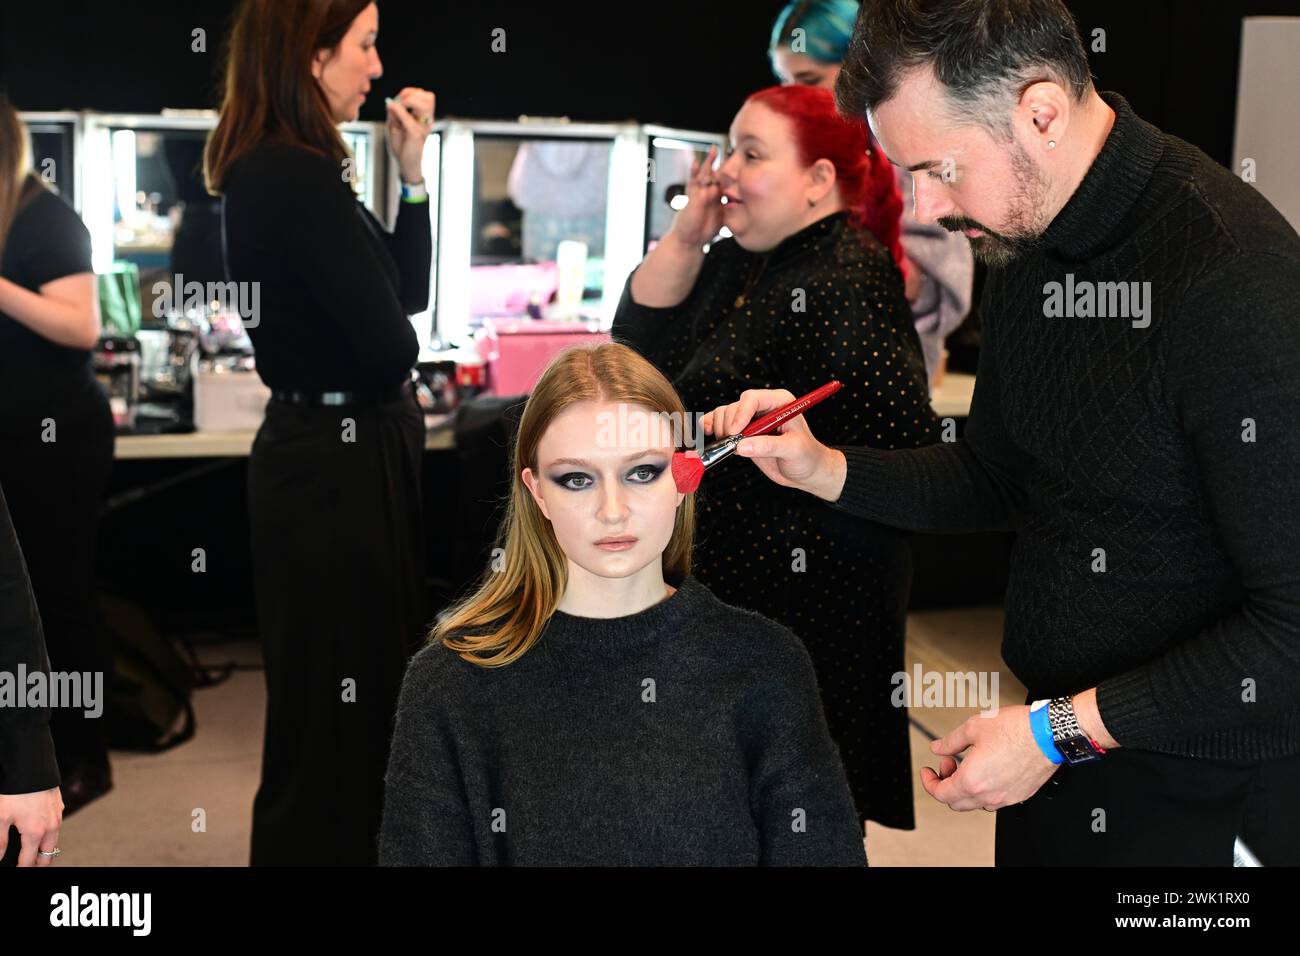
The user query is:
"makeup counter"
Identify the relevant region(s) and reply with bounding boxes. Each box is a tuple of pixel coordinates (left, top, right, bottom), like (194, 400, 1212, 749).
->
(107, 374, 975, 460)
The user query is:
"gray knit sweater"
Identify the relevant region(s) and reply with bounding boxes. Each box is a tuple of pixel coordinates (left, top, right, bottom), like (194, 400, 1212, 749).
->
(831, 92, 1300, 760)
(378, 574, 867, 866)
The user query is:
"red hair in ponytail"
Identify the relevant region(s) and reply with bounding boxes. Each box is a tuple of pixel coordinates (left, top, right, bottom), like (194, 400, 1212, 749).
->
(746, 85, 906, 279)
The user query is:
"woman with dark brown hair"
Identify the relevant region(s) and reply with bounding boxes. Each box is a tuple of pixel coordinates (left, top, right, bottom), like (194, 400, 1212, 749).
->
(0, 90, 115, 829)
(204, 0, 434, 866)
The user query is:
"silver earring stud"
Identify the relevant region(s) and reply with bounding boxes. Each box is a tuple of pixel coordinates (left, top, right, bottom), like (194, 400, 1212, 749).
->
(1047, 139, 1057, 149)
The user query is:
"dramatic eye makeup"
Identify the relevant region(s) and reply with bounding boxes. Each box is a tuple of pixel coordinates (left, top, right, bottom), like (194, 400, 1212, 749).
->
(547, 457, 669, 491)
(627, 463, 664, 483)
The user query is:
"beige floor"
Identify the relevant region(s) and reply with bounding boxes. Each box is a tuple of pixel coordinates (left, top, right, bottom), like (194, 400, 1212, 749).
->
(58, 606, 1022, 866)
(866, 606, 1027, 866)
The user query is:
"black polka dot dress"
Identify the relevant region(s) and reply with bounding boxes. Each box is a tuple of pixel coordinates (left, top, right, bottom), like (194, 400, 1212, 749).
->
(613, 211, 941, 829)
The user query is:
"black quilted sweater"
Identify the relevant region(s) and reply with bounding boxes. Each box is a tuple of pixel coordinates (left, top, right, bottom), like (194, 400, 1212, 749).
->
(830, 92, 1300, 760)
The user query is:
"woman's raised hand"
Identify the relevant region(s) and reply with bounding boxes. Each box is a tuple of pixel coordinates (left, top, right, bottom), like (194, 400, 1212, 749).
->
(386, 87, 436, 184)
(668, 145, 724, 248)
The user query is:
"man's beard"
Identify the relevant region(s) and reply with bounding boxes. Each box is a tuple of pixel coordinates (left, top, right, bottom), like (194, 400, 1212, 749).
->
(938, 141, 1051, 268)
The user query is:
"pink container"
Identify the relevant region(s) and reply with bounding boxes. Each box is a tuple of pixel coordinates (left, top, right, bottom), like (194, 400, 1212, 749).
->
(476, 318, 611, 396)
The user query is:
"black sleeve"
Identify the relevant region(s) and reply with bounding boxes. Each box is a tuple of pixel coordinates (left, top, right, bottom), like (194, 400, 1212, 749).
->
(226, 147, 420, 385)
(610, 271, 693, 376)
(745, 625, 867, 866)
(829, 277, 1032, 533)
(1097, 250, 1300, 747)
(611, 240, 732, 379)
(368, 200, 432, 315)
(0, 483, 60, 795)
(15, 191, 93, 289)
(379, 644, 477, 865)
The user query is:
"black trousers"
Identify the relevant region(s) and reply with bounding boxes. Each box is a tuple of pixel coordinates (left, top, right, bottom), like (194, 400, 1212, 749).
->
(996, 746, 1300, 865)
(0, 386, 115, 775)
(247, 391, 427, 866)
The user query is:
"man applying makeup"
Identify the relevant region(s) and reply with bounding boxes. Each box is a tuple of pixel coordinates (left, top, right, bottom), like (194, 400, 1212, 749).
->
(702, 0, 1300, 866)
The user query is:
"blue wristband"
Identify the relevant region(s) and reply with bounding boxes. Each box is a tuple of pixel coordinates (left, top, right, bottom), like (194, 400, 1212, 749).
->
(400, 180, 429, 204)
(1029, 699, 1064, 764)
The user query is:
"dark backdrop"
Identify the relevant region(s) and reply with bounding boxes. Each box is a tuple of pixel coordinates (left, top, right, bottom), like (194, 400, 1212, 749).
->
(1, 1, 1297, 166)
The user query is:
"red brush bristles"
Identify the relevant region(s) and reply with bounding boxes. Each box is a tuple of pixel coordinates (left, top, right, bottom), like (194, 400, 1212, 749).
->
(671, 450, 704, 493)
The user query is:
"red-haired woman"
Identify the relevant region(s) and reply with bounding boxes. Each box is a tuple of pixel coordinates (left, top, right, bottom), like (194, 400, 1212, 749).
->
(205, 0, 433, 866)
(613, 84, 940, 833)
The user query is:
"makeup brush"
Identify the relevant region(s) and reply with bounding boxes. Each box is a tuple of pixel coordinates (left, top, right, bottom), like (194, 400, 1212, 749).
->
(671, 380, 843, 493)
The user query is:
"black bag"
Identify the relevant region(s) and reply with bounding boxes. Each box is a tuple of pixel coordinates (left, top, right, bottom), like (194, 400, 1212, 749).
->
(99, 595, 200, 752)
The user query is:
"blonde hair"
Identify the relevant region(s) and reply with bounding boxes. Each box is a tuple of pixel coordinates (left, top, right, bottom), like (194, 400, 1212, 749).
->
(0, 94, 45, 265)
(436, 342, 696, 667)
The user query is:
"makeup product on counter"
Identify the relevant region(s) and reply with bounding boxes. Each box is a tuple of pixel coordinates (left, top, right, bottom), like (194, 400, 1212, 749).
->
(553, 239, 589, 318)
(670, 380, 843, 493)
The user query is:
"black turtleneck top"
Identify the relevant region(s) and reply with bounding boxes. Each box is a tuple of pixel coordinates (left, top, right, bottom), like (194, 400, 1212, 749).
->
(832, 92, 1300, 760)
(221, 142, 430, 393)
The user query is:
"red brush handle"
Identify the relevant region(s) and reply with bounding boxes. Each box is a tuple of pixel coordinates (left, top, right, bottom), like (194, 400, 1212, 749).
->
(740, 381, 843, 438)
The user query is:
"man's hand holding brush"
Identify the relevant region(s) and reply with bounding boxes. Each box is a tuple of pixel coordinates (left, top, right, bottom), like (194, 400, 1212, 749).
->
(699, 388, 849, 502)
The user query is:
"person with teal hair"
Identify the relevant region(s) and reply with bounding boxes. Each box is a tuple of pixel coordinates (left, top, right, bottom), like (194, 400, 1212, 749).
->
(769, 0, 974, 389)
(769, 0, 860, 80)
